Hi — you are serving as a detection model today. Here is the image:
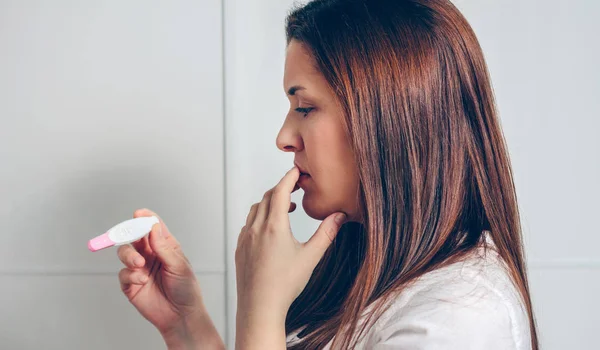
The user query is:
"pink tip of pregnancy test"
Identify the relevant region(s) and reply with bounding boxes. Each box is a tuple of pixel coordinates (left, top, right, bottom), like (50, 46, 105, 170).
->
(88, 233, 115, 252)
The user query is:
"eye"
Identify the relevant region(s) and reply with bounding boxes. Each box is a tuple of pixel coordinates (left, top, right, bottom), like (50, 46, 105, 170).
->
(295, 107, 314, 117)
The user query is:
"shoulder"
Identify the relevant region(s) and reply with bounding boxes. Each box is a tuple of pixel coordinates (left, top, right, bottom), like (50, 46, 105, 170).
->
(363, 246, 532, 349)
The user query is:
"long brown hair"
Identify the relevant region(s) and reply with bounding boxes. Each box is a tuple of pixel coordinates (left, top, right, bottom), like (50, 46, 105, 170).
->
(284, 0, 538, 349)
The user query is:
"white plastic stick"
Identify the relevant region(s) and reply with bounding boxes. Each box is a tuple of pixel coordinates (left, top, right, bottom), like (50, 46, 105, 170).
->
(88, 216, 160, 252)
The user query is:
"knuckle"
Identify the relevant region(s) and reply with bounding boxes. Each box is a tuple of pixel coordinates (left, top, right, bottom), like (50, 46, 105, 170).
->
(324, 227, 336, 242)
(126, 254, 138, 265)
(169, 244, 189, 263)
(129, 255, 138, 266)
(265, 222, 278, 234)
(118, 268, 129, 280)
(247, 226, 263, 240)
(171, 245, 185, 259)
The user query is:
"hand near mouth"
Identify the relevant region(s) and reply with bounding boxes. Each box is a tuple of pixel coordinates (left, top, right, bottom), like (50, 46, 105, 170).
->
(234, 166, 347, 349)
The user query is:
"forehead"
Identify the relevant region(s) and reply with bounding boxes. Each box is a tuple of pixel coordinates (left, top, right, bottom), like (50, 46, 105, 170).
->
(283, 40, 320, 87)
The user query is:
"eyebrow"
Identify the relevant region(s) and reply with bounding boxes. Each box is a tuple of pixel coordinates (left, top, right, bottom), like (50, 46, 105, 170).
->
(286, 85, 306, 96)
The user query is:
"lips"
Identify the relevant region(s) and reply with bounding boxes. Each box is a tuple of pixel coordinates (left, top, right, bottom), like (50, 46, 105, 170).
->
(294, 162, 310, 176)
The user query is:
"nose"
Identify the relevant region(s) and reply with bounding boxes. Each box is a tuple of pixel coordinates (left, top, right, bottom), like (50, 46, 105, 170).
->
(276, 115, 303, 152)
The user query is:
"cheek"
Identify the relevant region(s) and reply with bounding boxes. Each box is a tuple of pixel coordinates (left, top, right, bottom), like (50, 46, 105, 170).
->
(301, 121, 359, 220)
(302, 170, 358, 220)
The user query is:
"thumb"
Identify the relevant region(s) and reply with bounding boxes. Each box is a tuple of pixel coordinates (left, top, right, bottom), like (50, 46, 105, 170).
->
(148, 222, 187, 273)
(304, 212, 347, 264)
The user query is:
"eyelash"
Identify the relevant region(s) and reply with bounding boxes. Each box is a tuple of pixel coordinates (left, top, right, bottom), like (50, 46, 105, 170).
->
(295, 107, 314, 117)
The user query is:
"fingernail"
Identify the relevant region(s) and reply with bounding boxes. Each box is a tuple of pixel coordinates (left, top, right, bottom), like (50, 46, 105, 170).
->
(134, 257, 144, 267)
(140, 275, 148, 283)
(335, 213, 347, 225)
(157, 225, 164, 238)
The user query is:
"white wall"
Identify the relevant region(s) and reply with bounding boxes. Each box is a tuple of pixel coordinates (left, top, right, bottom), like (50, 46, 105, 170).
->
(1, 0, 597, 349)
(0, 0, 225, 349)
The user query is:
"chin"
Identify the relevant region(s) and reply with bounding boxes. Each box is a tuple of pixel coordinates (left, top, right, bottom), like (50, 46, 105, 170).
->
(301, 192, 361, 224)
(302, 195, 333, 221)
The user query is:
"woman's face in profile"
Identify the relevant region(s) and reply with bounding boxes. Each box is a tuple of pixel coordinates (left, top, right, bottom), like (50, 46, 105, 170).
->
(277, 40, 361, 222)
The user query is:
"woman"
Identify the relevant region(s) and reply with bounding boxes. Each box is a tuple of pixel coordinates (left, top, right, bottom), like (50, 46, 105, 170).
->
(117, 0, 539, 349)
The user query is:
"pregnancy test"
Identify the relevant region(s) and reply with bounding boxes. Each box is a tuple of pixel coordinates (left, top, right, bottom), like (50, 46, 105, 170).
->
(88, 216, 160, 252)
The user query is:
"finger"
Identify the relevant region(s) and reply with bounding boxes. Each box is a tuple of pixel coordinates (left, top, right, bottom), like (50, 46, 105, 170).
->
(289, 202, 297, 213)
(131, 236, 152, 257)
(304, 212, 347, 265)
(135, 208, 186, 269)
(245, 203, 259, 227)
(117, 245, 145, 269)
(270, 167, 301, 222)
(134, 208, 174, 239)
(253, 189, 274, 228)
(147, 222, 188, 274)
(132, 209, 166, 257)
(119, 268, 149, 291)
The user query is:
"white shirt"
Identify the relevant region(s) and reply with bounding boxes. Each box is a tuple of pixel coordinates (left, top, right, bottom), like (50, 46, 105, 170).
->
(286, 235, 532, 349)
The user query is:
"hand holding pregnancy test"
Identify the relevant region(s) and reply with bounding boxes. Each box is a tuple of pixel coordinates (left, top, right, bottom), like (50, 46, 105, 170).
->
(88, 216, 160, 252)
